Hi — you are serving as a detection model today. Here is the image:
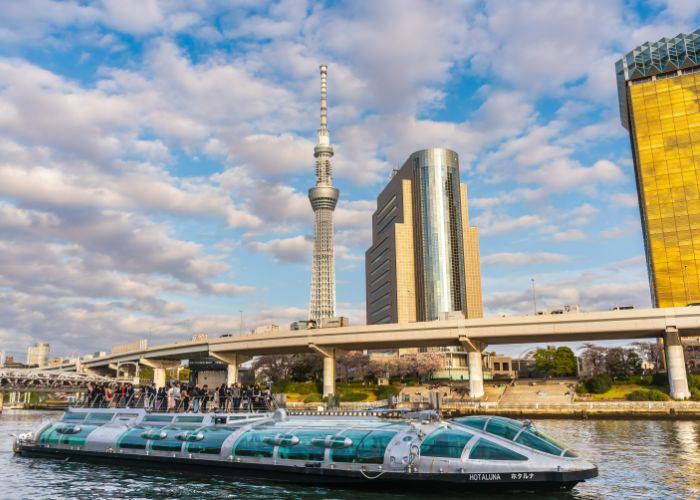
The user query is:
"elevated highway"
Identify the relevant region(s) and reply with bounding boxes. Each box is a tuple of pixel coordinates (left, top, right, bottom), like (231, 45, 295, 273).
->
(45, 306, 700, 399)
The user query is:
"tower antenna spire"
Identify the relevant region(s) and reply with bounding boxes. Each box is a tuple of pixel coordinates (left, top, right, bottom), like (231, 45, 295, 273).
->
(320, 64, 327, 130)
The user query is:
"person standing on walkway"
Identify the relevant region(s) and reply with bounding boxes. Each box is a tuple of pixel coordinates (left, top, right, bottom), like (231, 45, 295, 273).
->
(201, 385, 210, 413)
(181, 384, 190, 412)
(217, 384, 226, 411)
(167, 384, 175, 412)
(231, 383, 241, 412)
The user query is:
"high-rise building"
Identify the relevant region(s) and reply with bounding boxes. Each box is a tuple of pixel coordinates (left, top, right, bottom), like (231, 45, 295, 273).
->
(308, 64, 338, 322)
(616, 30, 700, 308)
(26, 342, 50, 368)
(365, 148, 483, 325)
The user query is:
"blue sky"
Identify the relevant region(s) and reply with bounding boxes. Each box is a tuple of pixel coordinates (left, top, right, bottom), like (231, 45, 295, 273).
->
(0, 0, 699, 358)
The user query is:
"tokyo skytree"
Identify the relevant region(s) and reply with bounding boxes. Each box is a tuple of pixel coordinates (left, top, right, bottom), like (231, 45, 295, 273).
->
(308, 64, 338, 322)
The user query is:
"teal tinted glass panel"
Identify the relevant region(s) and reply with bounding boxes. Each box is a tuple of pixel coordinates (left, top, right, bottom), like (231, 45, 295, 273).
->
(453, 416, 488, 431)
(515, 428, 564, 456)
(144, 415, 173, 423)
(62, 412, 85, 421)
(277, 429, 330, 461)
(233, 430, 279, 458)
(86, 413, 114, 423)
(330, 430, 396, 464)
(469, 439, 527, 461)
(485, 418, 520, 440)
(329, 430, 370, 463)
(420, 428, 473, 458)
(564, 450, 578, 458)
(38, 424, 67, 445)
(149, 426, 198, 452)
(185, 426, 240, 455)
(174, 416, 204, 423)
(41, 424, 99, 446)
(117, 425, 159, 450)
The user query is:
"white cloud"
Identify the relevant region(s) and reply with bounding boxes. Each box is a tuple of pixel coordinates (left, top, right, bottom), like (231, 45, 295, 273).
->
(101, 0, 164, 35)
(473, 212, 545, 236)
(550, 229, 586, 242)
(249, 235, 312, 264)
(611, 192, 639, 208)
(482, 252, 571, 266)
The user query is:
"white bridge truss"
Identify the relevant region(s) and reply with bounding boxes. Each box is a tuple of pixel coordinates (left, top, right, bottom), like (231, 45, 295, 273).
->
(0, 368, 114, 392)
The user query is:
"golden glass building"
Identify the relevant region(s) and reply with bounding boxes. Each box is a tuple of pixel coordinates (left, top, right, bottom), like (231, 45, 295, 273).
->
(617, 30, 700, 308)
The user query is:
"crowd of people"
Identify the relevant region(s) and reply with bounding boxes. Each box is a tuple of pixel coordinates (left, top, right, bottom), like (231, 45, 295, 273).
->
(84, 381, 276, 413)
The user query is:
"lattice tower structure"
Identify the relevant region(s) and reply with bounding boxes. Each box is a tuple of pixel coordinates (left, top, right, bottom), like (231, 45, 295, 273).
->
(308, 64, 339, 321)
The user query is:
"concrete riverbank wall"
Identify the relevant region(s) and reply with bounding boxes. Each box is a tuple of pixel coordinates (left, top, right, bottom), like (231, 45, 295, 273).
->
(444, 401, 700, 419)
(287, 399, 700, 419)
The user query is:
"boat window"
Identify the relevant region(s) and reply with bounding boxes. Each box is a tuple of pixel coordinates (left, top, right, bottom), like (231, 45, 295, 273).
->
(453, 416, 489, 431)
(233, 430, 279, 458)
(174, 416, 204, 423)
(144, 415, 174, 423)
(515, 428, 564, 456)
(61, 412, 85, 422)
(469, 439, 528, 461)
(277, 429, 329, 462)
(186, 426, 240, 455)
(117, 425, 156, 450)
(485, 417, 520, 440)
(330, 430, 396, 464)
(149, 426, 198, 452)
(420, 428, 473, 458)
(86, 412, 114, 422)
(39, 423, 99, 446)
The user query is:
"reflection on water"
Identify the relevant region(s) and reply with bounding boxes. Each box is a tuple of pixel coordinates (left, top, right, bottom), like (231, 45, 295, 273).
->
(1, 411, 698, 499)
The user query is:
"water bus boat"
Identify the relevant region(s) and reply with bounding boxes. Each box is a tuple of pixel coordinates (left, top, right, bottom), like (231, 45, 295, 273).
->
(13, 408, 597, 491)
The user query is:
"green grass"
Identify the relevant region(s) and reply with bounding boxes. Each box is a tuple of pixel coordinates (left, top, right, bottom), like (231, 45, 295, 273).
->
(275, 380, 403, 403)
(581, 382, 669, 400)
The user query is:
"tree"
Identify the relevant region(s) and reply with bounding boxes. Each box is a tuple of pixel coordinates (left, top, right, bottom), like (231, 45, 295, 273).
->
(632, 341, 666, 373)
(289, 353, 323, 381)
(604, 347, 628, 379)
(365, 351, 444, 382)
(553, 347, 578, 377)
(533, 348, 556, 377)
(605, 347, 643, 379)
(253, 355, 296, 383)
(581, 343, 608, 376)
(336, 351, 371, 381)
(533, 347, 577, 377)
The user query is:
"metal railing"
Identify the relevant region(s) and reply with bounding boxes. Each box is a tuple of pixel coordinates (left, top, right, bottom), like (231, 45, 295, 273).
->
(79, 389, 278, 413)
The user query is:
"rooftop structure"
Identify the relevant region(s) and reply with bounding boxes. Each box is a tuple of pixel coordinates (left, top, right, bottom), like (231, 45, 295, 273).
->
(616, 29, 700, 128)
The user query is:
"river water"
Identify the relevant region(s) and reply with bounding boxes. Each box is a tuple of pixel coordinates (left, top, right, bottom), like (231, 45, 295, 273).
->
(1, 410, 698, 499)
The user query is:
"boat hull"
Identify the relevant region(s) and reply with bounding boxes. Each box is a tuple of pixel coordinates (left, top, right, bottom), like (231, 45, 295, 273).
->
(16, 443, 596, 492)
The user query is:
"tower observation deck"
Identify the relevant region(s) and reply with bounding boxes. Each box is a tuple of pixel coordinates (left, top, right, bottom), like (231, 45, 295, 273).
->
(308, 65, 339, 322)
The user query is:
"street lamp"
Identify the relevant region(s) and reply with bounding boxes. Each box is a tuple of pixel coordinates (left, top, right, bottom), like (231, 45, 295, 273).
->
(239, 310, 244, 335)
(531, 278, 538, 315)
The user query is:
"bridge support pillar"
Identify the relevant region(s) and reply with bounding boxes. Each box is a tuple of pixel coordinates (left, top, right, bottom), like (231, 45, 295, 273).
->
(308, 344, 336, 398)
(323, 351, 336, 399)
(153, 368, 167, 389)
(209, 352, 251, 386)
(459, 336, 485, 399)
(664, 327, 690, 400)
(468, 350, 484, 399)
(227, 362, 239, 386)
(140, 358, 181, 389)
